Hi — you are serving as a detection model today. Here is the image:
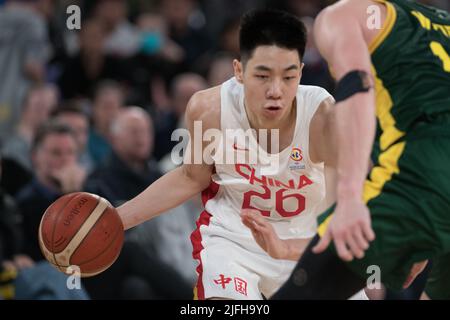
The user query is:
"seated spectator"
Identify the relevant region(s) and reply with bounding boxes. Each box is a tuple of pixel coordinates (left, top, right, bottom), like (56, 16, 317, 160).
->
(0, 151, 88, 300)
(0, 0, 51, 139)
(14, 120, 190, 299)
(51, 100, 94, 173)
(85, 106, 160, 206)
(153, 72, 207, 163)
(85, 107, 198, 288)
(2, 84, 58, 171)
(15, 121, 86, 261)
(93, 0, 142, 58)
(58, 19, 127, 99)
(88, 80, 124, 166)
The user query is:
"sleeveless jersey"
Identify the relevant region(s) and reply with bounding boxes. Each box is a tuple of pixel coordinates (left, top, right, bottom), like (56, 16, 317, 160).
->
(370, 0, 450, 159)
(201, 77, 332, 239)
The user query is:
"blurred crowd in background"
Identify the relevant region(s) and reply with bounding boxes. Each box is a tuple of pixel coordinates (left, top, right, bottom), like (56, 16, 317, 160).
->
(0, 0, 447, 300)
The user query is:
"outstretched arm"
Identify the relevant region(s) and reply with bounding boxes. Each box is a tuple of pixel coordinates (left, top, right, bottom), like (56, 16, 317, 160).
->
(311, 3, 376, 261)
(118, 90, 217, 230)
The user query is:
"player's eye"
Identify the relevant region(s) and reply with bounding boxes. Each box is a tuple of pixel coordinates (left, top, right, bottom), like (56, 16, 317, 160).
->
(255, 75, 269, 80)
(284, 76, 296, 81)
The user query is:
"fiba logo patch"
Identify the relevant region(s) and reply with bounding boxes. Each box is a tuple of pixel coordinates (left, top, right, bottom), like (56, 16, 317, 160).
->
(290, 147, 305, 170)
(290, 148, 303, 161)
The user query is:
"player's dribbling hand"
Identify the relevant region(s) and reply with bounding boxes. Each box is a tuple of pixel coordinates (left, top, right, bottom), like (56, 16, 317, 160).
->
(241, 209, 289, 260)
(312, 199, 375, 261)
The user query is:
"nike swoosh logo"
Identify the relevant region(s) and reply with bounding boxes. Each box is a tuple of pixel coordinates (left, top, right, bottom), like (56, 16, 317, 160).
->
(232, 143, 249, 151)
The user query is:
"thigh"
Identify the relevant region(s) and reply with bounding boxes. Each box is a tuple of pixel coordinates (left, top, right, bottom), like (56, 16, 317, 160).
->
(424, 253, 450, 300)
(318, 138, 450, 291)
(197, 237, 263, 300)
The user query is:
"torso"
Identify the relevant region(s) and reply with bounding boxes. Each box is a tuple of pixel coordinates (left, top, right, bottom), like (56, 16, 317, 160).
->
(201, 78, 332, 239)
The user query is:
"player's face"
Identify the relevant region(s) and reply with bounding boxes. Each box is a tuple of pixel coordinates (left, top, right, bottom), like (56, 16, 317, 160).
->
(234, 45, 303, 126)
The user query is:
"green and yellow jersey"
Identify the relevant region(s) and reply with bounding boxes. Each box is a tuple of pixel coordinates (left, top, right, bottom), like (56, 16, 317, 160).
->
(370, 0, 450, 160)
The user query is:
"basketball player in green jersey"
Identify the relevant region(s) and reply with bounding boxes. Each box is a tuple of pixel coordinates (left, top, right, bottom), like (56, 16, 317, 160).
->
(270, 0, 450, 299)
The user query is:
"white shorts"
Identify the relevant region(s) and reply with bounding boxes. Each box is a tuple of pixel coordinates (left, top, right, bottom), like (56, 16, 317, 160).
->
(191, 211, 369, 300)
(191, 211, 296, 300)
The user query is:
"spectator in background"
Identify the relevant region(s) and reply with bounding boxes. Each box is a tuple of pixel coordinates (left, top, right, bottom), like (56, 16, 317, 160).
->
(267, 0, 322, 17)
(0, 0, 51, 140)
(84, 107, 194, 298)
(160, 0, 211, 69)
(137, 13, 185, 64)
(0, 153, 29, 278)
(12, 120, 186, 299)
(2, 84, 58, 171)
(93, 0, 141, 58)
(0, 155, 26, 299)
(153, 73, 207, 163)
(192, 16, 240, 76)
(58, 19, 126, 99)
(0, 153, 88, 300)
(217, 17, 241, 58)
(85, 107, 160, 206)
(15, 121, 86, 261)
(201, 0, 264, 42)
(207, 52, 234, 87)
(51, 100, 94, 173)
(299, 16, 334, 93)
(88, 80, 124, 167)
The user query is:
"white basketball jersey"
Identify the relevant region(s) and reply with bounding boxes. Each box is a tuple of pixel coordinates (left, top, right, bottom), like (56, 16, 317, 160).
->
(202, 77, 332, 240)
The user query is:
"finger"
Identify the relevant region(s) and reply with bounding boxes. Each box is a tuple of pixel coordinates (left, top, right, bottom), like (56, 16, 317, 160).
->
(312, 230, 332, 254)
(334, 236, 353, 261)
(241, 217, 253, 229)
(345, 233, 364, 259)
(241, 209, 260, 217)
(252, 222, 270, 235)
(241, 216, 257, 230)
(362, 220, 376, 242)
(353, 228, 369, 251)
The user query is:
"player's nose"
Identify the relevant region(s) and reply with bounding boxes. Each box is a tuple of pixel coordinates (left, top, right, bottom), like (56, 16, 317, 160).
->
(266, 80, 282, 99)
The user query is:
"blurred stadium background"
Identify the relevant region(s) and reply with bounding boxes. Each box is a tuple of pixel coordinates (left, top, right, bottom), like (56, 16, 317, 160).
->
(0, 0, 448, 300)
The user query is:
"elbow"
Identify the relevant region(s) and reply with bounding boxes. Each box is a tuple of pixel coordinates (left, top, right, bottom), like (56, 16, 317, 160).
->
(180, 165, 212, 193)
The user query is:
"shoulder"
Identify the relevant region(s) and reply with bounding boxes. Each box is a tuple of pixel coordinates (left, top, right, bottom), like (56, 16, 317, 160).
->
(310, 96, 335, 132)
(315, 0, 387, 34)
(299, 85, 333, 101)
(185, 85, 221, 130)
(309, 97, 336, 164)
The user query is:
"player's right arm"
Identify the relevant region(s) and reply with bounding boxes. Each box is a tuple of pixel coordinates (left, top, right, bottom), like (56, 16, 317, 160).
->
(311, 0, 377, 261)
(117, 88, 219, 230)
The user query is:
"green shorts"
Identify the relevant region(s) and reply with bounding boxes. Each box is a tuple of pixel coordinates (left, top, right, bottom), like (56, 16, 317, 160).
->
(424, 253, 450, 299)
(318, 124, 450, 295)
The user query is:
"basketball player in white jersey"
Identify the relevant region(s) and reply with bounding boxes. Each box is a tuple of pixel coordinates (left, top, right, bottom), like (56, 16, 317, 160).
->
(117, 9, 355, 300)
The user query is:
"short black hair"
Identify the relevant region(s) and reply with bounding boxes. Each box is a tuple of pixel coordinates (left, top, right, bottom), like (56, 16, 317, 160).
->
(239, 9, 307, 63)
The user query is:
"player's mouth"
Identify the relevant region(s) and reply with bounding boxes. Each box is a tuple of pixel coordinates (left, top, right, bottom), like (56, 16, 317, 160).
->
(263, 105, 282, 116)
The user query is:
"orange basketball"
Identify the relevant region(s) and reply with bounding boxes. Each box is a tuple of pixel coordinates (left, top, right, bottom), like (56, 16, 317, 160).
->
(38, 192, 124, 277)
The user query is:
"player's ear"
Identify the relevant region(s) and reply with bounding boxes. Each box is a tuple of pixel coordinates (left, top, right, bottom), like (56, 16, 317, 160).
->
(233, 59, 244, 83)
(299, 62, 305, 82)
